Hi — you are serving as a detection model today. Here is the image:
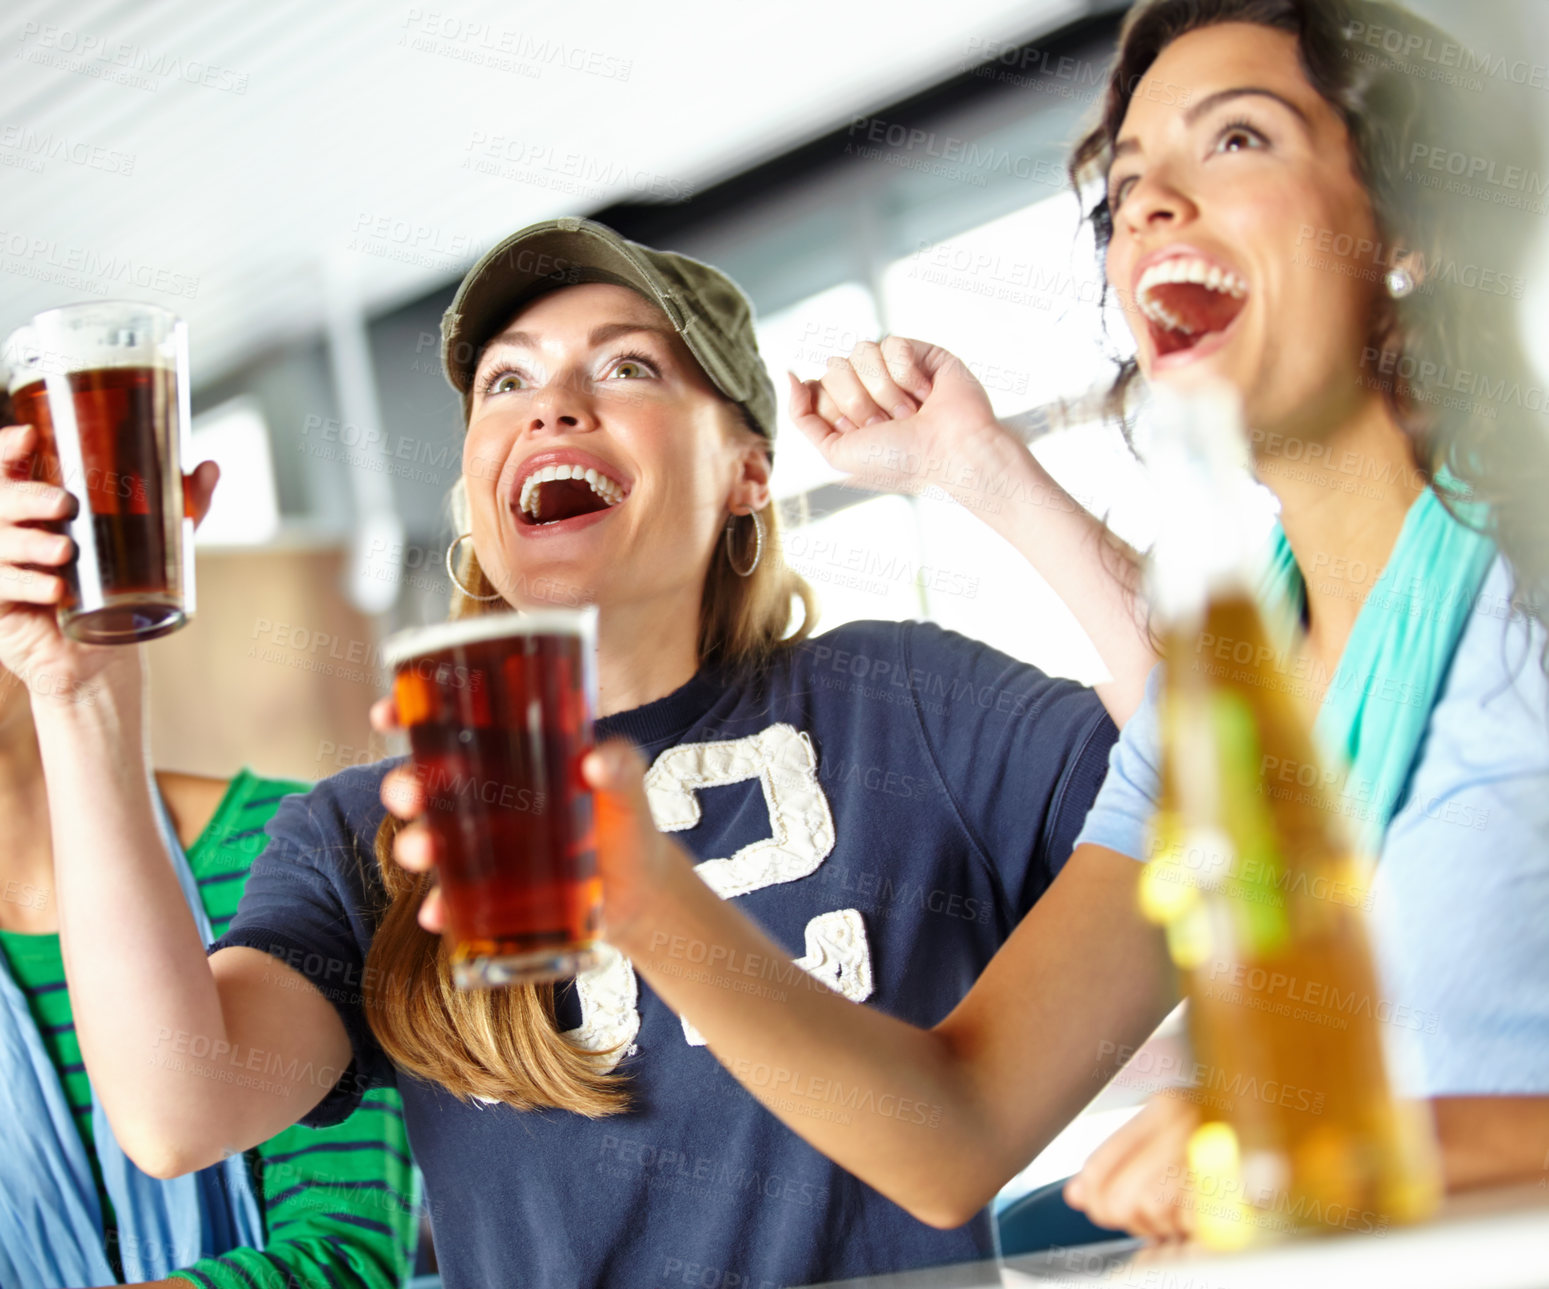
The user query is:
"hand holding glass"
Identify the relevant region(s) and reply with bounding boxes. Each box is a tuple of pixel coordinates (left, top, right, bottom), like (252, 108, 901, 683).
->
(383, 610, 602, 987)
(4, 301, 194, 644)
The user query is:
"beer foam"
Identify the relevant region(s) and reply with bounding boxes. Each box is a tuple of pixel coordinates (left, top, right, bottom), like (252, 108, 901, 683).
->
(5, 303, 179, 394)
(3, 326, 44, 395)
(381, 606, 597, 669)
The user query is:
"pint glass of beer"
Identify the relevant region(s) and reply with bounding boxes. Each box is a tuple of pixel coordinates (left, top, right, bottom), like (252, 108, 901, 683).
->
(3, 302, 194, 644)
(383, 609, 602, 987)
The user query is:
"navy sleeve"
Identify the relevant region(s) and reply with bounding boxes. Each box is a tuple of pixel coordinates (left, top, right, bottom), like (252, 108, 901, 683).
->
(209, 765, 398, 1127)
(898, 620, 1116, 918)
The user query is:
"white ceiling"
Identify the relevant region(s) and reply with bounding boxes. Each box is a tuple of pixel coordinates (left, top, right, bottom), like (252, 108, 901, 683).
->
(1, 0, 1090, 387)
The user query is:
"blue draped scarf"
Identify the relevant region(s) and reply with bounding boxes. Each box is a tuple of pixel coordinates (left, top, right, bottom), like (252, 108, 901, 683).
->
(0, 790, 264, 1287)
(1257, 472, 1497, 854)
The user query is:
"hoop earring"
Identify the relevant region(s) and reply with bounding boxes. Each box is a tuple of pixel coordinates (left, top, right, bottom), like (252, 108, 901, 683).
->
(445, 532, 504, 601)
(725, 511, 764, 578)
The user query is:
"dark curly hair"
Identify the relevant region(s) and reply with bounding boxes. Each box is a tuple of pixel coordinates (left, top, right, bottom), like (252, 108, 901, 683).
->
(1070, 0, 1549, 669)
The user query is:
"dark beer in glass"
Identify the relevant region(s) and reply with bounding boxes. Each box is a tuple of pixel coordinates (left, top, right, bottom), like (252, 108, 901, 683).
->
(4, 303, 193, 644)
(383, 609, 601, 987)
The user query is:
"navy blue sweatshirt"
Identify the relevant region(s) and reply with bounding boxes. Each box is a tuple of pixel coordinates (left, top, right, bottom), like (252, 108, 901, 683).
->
(214, 619, 1115, 1289)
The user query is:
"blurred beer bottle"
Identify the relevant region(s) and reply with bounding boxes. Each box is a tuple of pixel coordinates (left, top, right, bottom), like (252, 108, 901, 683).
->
(1136, 385, 1439, 1248)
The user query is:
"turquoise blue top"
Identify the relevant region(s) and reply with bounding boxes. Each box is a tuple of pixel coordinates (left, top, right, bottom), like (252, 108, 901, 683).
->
(1075, 554, 1549, 1094)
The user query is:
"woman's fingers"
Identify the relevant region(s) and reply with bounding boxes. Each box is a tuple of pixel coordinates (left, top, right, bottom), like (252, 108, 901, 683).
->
(582, 738, 650, 811)
(0, 525, 71, 566)
(846, 341, 919, 420)
(0, 483, 73, 528)
(381, 763, 426, 821)
(382, 758, 435, 899)
(818, 354, 890, 429)
(0, 423, 38, 478)
(1068, 1097, 1167, 1216)
(1098, 1115, 1193, 1239)
(0, 426, 71, 526)
(0, 564, 66, 605)
(813, 384, 857, 434)
(183, 459, 220, 528)
(377, 759, 442, 925)
(1068, 1095, 1199, 1240)
(879, 336, 934, 404)
(369, 695, 401, 735)
(787, 372, 846, 456)
(417, 883, 445, 933)
(393, 820, 436, 872)
(1067, 1106, 1153, 1222)
(1133, 1110, 1198, 1239)
(0, 480, 72, 525)
(584, 738, 669, 938)
(786, 370, 817, 420)
(785, 338, 931, 455)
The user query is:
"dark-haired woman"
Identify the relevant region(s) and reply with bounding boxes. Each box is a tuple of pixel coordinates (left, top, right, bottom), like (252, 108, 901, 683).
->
(8, 219, 1157, 1287)
(533, 0, 1549, 1243)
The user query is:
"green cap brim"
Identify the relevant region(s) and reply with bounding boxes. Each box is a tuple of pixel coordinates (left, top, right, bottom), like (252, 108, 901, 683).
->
(440, 217, 774, 445)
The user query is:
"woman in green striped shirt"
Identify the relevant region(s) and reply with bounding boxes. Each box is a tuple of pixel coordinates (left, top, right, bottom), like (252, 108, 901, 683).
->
(0, 459, 418, 1288)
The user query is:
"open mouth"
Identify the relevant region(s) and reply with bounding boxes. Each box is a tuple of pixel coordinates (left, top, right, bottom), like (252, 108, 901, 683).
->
(515, 462, 628, 528)
(1136, 257, 1249, 359)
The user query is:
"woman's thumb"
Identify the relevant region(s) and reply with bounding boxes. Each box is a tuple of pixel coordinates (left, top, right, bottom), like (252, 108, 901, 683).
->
(584, 739, 653, 843)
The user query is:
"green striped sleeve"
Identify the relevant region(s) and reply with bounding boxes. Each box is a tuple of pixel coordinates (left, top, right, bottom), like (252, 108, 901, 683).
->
(171, 1093, 418, 1289)
(170, 774, 418, 1289)
(187, 770, 307, 941)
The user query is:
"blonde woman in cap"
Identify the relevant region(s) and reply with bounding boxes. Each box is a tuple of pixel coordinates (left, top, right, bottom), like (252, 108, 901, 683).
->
(24, 218, 1151, 1287)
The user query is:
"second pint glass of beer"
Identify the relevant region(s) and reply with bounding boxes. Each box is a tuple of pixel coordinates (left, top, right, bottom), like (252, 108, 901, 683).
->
(4, 301, 194, 644)
(383, 609, 602, 987)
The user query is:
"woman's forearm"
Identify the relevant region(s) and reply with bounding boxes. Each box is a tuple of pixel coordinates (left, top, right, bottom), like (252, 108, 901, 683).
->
(613, 829, 1174, 1227)
(1434, 1097, 1549, 1191)
(33, 659, 295, 1174)
(35, 658, 235, 1170)
(952, 429, 1154, 725)
(622, 852, 1004, 1227)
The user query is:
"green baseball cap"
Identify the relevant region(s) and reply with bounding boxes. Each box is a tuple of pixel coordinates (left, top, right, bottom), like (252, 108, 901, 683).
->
(441, 216, 776, 446)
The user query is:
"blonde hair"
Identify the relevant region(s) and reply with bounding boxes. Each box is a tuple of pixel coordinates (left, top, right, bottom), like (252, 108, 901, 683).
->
(363, 414, 815, 1114)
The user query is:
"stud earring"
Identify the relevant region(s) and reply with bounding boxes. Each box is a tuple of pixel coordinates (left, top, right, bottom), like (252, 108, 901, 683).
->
(1385, 266, 1415, 299)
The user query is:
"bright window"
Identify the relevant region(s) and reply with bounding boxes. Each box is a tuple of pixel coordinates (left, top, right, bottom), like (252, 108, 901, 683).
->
(757, 281, 882, 501)
(880, 192, 1116, 419)
(778, 494, 924, 636)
